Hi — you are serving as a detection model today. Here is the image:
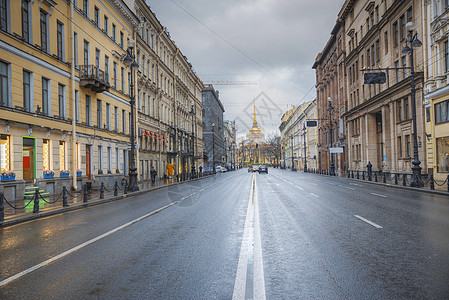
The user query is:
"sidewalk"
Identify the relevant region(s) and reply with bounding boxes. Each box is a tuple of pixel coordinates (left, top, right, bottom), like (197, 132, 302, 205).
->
(0, 175, 212, 228)
(289, 168, 449, 195)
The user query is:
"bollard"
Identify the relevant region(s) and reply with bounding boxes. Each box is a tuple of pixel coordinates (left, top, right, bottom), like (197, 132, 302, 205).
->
(351, 170, 354, 178)
(368, 171, 372, 181)
(374, 172, 378, 182)
(124, 180, 128, 195)
(33, 188, 39, 213)
(0, 192, 4, 222)
(362, 171, 365, 181)
(430, 174, 435, 190)
(348, 170, 350, 178)
(63, 186, 68, 207)
(100, 182, 105, 199)
(114, 181, 118, 196)
(394, 174, 398, 185)
(383, 173, 386, 183)
(403, 174, 407, 186)
(83, 183, 88, 203)
(357, 170, 360, 179)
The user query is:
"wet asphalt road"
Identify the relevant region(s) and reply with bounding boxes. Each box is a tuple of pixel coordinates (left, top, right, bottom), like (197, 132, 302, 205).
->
(1, 169, 449, 299)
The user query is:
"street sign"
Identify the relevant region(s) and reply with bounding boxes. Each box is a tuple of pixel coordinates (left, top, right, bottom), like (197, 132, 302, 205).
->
(329, 147, 344, 153)
(364, 72, 386, 84)
(306, 120, 317, 127)
(293, 152, 297, 157)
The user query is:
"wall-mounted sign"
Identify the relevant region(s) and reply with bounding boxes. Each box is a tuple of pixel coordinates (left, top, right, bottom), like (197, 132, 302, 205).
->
(364, 72, 386, 84)
(329, 147, 344, 153)
(306, 120, 317, 127)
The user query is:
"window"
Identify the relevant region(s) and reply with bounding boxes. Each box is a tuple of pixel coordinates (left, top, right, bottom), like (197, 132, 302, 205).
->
(57, 21, 64, 60)
(398, 136, 402, 158)
(74, 32, 78, 67)
(445, 41, 449, 73)
(107, 147, 111, 171)
(95, 48, 100, 69)
(376, 40, 380, 61)
(86, 95, 91, 125)
(42, 78, 50, 116)
(120, 31, 124, 48)
(43, 139, 50, 170)
(405, 135, 411, 157)
(436, 137, 449, 173)
(402, 56, 407, 78)
(121, 67, 124, 92)
(393, 22, 399, 46)
(122, 109, 126, 133)
(375, 6, 379, 23)
(22, 0, 31, 43)
(94, 6, 99, 26)
(40, 10, 48, 53)
(398, 100, 402, 122)
(58, 84, 65, 118)
(114, 106, 118, 131)
(104, 15, 108, 35)
(400, 15, 406, 40)
(408, 6, 413, 22)
(1, 0, 9, 32)
(426, 106, 431, 123)
(106, 103, 110, 130)
(405, 98, 410, 120)
(75, 90, 79, 122)
(112, 23, 116, 41)
(98, 145, 103, 170)
(105, 55, 109, 81)
(59, 141, 65, 170)
(115, 147, 119, 170)
(384, 31, 388, 54)
(23, 70, 31, 112)
(83, 40, 89, 66)
(395, 61, 400, 82)
(83, 0, 88, 17)
(435, 100, 449, 124)
(97, 99, 102, 128)
(0, 134, 10, 172)
(0, 61, 10, 107)
(113, 62, 117, 88)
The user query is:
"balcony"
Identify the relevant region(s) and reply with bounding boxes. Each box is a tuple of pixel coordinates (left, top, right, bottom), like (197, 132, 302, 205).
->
(79, 65, 110, 93)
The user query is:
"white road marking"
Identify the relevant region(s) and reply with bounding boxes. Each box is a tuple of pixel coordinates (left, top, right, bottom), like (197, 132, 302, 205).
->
(0, 202, 179, 287)
(354, 215, 383, 229)
(338, 185, 355, 190)
(310, 193, 319, 198)
(233, 174, 266, 300)
(370, 192, 387, 198)
(310, 183, 317, 186)
(349, 183, 362, 186)
(295, 185, 304, 190)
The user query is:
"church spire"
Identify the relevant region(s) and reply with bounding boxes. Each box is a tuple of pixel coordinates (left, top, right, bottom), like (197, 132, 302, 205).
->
(253, 99, 257, 126)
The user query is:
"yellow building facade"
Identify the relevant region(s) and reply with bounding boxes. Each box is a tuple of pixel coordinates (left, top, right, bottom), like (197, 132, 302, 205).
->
(423, 1, 449, 183)
(0, 0, 139, 198)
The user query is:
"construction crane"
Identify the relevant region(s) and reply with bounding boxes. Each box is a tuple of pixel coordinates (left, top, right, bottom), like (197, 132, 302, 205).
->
(203, 80, 258, 86)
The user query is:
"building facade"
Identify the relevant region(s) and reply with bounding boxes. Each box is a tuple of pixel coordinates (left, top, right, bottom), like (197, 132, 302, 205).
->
(223, 120, 237, 169)
(313, 19, 347, 175)
(126, 0, 203, 180)
(0, 0, 139, 199)
(423, 0, 449, 182)
(202, 84, 224, 170)
(340, 0, 426, 175)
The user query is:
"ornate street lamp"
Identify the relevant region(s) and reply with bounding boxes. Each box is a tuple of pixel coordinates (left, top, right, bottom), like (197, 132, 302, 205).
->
(212, 123, 216, 174)
(402, 22, 423, 187)
(291, 135, 296, 171)
(123, 39, 140, 192)
(303, 123, 308, 173)
(328, 97, 335, 176)
(190, 102, 195, 178)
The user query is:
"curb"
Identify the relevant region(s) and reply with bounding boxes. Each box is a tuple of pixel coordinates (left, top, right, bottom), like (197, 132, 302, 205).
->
(0, 175, 214, 228)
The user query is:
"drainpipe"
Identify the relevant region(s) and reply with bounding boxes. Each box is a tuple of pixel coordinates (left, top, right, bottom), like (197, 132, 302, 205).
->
(70, 1, 77, 190)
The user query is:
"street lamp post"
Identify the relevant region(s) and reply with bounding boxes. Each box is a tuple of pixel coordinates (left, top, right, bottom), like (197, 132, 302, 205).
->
(328, 97, 335, 176)
(291, 135, 296, 171)
(190, 102, 195, 178)
(303, 123, 308, 173)
(123, 40, 140, 192)
(402, 22, 423, 187)
(212, 123, 216, 174)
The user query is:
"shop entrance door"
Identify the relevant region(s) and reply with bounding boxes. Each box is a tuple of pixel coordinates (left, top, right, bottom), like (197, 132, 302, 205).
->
(23, 137, 35, 182)
(86, 145, 92, 180)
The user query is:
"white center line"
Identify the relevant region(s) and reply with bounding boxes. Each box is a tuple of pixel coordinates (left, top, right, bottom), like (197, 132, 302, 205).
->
(310, 193, 319, 198)
(354, 215, 383, 228)
(295, 185, 304, 190)
(310, 183, 317, 186)
(370, 192, 387, 198)
(349, 183, 362, 186)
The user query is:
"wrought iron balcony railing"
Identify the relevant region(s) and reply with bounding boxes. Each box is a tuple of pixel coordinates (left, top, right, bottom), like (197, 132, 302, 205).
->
(79, 65, 110, 93)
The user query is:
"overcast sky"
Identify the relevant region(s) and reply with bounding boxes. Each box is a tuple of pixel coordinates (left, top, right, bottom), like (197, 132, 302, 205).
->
(149, 0, 345, 140)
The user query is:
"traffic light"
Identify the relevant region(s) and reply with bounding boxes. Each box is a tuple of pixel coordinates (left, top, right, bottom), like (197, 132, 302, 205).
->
(256, 143, 258, 149)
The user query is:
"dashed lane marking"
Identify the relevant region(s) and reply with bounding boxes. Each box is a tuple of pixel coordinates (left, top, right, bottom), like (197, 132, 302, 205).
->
(338, 185, 356, 190)
(310, 193, 319, 198)
(354, 215, 383, 229)
(370, 192, 387, 198)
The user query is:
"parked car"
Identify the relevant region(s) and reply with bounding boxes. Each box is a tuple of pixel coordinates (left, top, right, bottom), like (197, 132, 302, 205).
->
(216, 166, 227, 173)
(258, 165, 268, 173)
(248, 166, 254, 172)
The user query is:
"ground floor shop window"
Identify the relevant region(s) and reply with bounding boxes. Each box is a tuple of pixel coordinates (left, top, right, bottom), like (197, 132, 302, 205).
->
(43, 139, 50, 170)
(437, 137, 449, 173)
(59, 141, 65, 170)
(0, 134, 10, 171)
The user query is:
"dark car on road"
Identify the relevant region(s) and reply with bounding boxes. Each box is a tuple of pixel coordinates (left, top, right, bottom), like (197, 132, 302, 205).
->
(258, 165, 268, 173)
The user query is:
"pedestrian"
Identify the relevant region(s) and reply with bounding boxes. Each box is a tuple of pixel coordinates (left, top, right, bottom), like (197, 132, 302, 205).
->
(151, 166, 157, 186)
(366, 161, 372, 180)
(199, 165, 203, 174)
